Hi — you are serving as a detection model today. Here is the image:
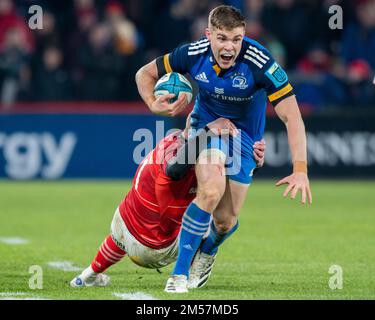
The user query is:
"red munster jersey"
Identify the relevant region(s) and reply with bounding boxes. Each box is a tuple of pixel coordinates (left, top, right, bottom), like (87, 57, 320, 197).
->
(119, 130, 197, 249)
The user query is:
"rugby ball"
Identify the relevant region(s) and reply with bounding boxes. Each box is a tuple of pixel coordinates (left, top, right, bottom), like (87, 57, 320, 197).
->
(154, 72, 193, 104)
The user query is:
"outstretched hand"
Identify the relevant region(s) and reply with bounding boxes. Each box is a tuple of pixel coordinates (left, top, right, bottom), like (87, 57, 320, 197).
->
(276, 172, 312, 204)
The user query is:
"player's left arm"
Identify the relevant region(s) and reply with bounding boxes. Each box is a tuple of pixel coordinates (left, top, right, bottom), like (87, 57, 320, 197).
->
(251, 46, 312, 204)
(274, 96, 312, 204)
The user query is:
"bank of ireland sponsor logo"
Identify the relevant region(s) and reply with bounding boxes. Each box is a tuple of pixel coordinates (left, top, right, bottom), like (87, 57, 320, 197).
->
(214, 87, 224, 94)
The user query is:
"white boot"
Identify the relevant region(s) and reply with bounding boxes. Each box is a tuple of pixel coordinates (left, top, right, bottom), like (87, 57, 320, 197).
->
(188, 250, 216, 289)
(70, 266, 110, 288)
(164, 275, 188, 293)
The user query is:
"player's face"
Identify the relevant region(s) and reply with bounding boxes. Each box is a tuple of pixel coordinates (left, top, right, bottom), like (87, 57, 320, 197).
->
(206, 26, 245, 69)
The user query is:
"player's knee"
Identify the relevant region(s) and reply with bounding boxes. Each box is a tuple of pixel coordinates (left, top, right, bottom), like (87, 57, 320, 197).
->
(196, 163, 225, 183)
(197, 149, 226, 169)
(214, 218, 237, 234)
(197, 186, 224, 211)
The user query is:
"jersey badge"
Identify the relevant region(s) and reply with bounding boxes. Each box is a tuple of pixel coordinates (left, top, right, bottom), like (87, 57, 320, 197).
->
(266, 62, 288, 87)
(232, 75, 248, 89)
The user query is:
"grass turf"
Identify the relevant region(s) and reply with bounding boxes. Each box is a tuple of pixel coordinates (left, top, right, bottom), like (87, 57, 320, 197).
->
(0, 180, 374, 300)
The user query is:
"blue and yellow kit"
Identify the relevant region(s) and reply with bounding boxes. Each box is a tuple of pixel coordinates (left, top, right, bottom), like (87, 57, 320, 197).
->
(156, 37, 294, 184)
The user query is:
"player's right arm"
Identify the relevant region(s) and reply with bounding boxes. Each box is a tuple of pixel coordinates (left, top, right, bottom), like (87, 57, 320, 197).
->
(135, 60, 187, 117)
(136, 41, 202, 117)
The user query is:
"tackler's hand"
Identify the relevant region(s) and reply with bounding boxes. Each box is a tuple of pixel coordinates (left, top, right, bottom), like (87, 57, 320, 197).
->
(253, 139, 266, 168)
(206, 118, 239, 137)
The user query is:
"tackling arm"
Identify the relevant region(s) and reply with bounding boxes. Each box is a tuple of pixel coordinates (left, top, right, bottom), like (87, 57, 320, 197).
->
(166, 118, 238, 180)
(166, 118, 266, 180)
(165, 129, 208, 181)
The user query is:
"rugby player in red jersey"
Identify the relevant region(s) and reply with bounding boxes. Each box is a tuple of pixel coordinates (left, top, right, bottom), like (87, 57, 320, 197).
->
(70, 116, 265, 287)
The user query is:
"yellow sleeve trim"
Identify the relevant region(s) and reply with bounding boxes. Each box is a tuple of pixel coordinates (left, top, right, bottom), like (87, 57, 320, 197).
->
(268, 83, 293, 102)
(164, 54, 172, 73)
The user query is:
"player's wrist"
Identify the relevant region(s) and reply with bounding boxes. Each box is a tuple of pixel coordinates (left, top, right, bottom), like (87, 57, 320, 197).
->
(146, 95, 157, 110)
(293, 161, 308, 174)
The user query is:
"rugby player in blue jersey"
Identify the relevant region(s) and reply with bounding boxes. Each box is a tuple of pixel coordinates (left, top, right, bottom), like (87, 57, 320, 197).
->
(136, 5, 312, 293)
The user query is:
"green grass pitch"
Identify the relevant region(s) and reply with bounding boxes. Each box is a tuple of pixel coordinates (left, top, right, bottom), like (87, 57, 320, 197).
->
(0, 180, 374, 300)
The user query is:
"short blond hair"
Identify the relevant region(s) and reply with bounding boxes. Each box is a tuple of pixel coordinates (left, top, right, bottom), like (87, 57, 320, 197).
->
(208, 5, 246, 30)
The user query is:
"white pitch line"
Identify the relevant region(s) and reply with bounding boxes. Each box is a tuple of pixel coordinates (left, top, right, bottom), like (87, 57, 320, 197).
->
(0, 297, 49, 300)
(47, 261, 82, 272)
(0, 292, 48, 300)
(0, 292, 26, 297)
(0, 237, 29, 245)
(113, 292, 158, 300)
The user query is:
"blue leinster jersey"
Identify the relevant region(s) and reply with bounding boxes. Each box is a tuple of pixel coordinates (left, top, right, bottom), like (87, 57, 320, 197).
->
(157, 37, 293, 141)
(156, 37, 294, 184)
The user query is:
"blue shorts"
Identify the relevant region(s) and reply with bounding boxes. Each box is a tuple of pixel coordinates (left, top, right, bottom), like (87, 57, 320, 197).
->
(190, 110, 257, 185)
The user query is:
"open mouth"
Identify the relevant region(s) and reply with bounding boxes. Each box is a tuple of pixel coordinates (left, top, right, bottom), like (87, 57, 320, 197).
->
(220, 53, 234, 63)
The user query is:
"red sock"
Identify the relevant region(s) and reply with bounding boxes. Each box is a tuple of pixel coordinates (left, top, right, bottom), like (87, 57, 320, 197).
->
(91, 235, 126, 273)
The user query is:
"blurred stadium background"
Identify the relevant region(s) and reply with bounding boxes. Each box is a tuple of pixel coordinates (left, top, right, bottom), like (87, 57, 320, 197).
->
(0, 0, 375, 300)
(0, 0, 374, 179)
